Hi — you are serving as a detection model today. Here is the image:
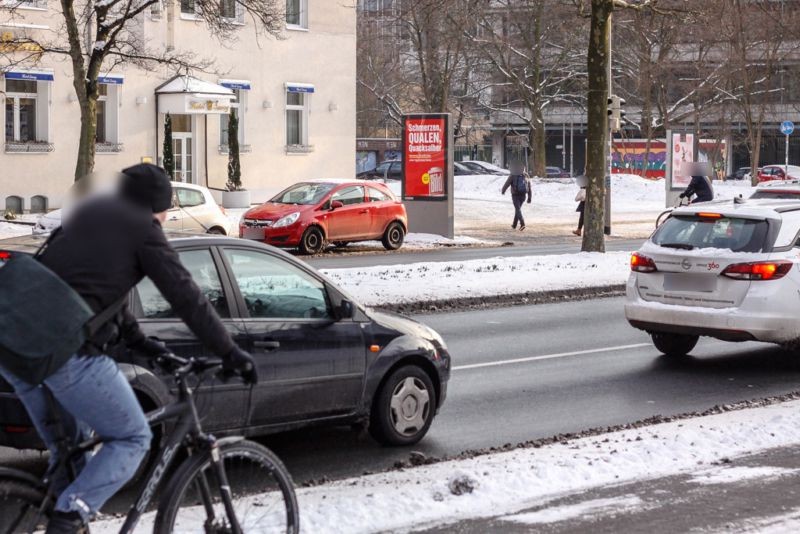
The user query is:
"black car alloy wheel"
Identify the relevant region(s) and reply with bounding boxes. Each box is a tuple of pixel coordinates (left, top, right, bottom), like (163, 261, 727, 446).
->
(382, 222, 405, 251)
(370, 365, 435, 446)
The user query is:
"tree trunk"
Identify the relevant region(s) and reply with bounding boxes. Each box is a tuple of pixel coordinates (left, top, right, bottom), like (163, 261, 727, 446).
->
(75, 96, 97, 182)
(582, 0, 612, 253)
(532, 110, 546, 178)
(750, 129, 762, 187)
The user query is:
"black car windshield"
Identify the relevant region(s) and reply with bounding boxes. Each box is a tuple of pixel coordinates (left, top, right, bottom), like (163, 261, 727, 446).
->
(270, 183, 335, 205)
(652, 214, 769, 253)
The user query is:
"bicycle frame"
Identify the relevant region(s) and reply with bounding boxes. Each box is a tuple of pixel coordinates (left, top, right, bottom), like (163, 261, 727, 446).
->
(34, 364, 242, 534)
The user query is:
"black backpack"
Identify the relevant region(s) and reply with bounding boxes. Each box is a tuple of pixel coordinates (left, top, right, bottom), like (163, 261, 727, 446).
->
(512, 174, 528, 194)
(0, 229, 126, 384)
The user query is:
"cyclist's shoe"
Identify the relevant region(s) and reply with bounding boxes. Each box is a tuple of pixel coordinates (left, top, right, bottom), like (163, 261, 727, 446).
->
(224, 347, 258, 385)
(45, 511, 87, 534)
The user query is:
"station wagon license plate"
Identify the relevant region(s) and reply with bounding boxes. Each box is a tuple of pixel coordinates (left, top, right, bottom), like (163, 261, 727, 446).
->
(663, 273, 717, 293)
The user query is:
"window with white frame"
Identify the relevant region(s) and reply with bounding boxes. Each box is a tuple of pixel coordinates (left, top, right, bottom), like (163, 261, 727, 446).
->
(220, 89, 245, 148)
(4, 76, 50, 146)
(95, 80, 121, 148)
(180, 0, 196, 15)
(286, 0, 307, 28)
(285, 89, 310, 147)
(220, 0, 237, 19)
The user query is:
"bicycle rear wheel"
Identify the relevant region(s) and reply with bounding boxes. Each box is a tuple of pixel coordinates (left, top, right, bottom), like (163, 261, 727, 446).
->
(154, 439, 299, 534)
(0, 479, 48, 534)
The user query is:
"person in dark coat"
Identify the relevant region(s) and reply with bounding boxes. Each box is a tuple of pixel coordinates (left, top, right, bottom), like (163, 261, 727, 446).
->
(679, 174, 714, 203)
(501, 162, 532, 231)
(572, 185, 586, 236)
(0, 164, 256, 534)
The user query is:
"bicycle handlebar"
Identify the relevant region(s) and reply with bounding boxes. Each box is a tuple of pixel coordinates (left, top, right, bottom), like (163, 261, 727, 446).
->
(154, 353, 224, 378)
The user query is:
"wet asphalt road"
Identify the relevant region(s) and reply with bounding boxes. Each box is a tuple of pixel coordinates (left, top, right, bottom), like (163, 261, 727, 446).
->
(3, 296, 800, 491)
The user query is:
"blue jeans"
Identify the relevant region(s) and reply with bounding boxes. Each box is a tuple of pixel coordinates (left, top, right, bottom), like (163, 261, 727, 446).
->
(0, 354, 151, 521)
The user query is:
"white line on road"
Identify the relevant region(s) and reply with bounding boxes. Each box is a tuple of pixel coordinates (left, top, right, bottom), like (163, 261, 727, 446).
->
(452, 343, 651, 371)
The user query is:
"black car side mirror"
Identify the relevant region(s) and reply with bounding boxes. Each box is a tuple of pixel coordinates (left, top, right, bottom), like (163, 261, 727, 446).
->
(335, 299, 354, 320)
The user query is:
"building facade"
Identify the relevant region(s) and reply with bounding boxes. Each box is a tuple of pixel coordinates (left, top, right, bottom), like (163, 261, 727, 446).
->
(2, 0, 357, 212)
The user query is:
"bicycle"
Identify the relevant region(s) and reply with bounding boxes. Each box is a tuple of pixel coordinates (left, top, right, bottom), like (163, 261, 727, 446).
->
(0, 353, 300, 533)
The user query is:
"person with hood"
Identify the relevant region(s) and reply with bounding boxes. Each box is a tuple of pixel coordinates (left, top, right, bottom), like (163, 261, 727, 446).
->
(679, 162, 714, 203)
(501, 162, 532, 231)
(0, 164, 256, 534)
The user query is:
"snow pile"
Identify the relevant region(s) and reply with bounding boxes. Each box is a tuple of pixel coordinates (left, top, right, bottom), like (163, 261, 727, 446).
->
(91, 399, 800, 533)
(0, 222, 30, 239)
(321, 252, 630, 306)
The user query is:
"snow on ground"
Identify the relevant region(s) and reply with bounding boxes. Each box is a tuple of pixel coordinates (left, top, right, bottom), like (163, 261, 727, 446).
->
(500, 495, 645, 525)
(90, 399, 800, 534)
(0, 221, 31, 238)
(321, 252, 629, 306)
(689, 465, 800, 486)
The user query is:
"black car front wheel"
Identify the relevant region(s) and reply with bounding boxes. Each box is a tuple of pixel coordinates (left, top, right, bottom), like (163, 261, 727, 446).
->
(651, 332, 698, 357)
(370, 365, 435, 446)
(299, 227, 325, 255)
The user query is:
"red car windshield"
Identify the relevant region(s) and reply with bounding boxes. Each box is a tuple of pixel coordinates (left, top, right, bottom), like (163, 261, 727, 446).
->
(270, 183, 336, 205)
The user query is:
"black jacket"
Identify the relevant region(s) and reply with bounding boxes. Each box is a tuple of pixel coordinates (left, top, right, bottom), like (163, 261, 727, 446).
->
(682, 175, 714, 203)
(38, 195, 235, 358)
(501, 174, 532, 202)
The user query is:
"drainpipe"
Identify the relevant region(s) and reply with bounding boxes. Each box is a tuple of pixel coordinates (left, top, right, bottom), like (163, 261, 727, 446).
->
(205, 114, 209, 188)
(155, 94, 159, 165)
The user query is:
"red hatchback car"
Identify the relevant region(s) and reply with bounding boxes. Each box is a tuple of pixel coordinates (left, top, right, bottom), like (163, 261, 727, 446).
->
(757, 165, 800, 183)
(240, 180, 408, 254)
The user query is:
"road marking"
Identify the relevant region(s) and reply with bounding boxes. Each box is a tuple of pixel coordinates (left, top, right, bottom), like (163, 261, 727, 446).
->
(452, 343, 651, 371)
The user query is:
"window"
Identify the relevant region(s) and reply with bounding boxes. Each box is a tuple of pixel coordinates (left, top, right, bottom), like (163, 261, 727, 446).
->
(176, 187, 205, 208)
(332, 186, 365, 206)
(220, 88, 246, 148)
(136, 249, 229, 319)
(221, 0, 236, 18)
(96, 83, 107, 143)
(5, 79, 38, 142)
(285, 90, 309, 147)
(286, 0, 307, 28)
(652, 215, 769, 253)
(180, 0, 195, 14)
(223, 248, 331, 319)
(367, 187, 391, 202)
(271, 182, 334, 205)
(95, 80, 121, 149)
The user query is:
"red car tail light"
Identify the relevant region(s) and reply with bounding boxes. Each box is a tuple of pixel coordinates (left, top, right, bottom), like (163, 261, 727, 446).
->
(631, 252, 657, 273)
(721, 261, 793, 281)
(0, 251, 11, 262)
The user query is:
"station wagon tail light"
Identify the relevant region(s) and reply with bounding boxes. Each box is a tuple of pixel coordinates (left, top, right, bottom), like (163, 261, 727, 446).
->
(631, 252, 657, 273)
(721, 261, 793, 281)
(0, 251, 10, 263)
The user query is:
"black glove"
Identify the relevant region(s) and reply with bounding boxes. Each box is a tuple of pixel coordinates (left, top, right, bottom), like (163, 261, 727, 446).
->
(130, 337, 169, 358)
(527, 199, 532, 204)
(678, 192, 686, 198)
(224, 347, 258, 385)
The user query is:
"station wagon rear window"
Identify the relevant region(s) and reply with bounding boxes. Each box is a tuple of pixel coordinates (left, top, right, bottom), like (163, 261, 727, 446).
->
(653, 215, 769, 253)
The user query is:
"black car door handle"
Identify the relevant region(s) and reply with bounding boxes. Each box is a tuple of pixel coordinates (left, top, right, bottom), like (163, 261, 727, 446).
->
(253, 340, 280, 350)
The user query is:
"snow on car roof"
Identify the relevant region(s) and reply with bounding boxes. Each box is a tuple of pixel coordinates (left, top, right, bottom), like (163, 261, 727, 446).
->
(672, 199, 800, 220)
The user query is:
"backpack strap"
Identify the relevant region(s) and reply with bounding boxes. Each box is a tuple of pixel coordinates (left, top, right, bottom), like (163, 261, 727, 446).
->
(85, 293, 129, 337)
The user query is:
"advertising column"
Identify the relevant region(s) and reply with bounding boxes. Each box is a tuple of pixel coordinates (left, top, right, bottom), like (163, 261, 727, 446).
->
(402, 114, 454, 238)
(665, 130, 695, 208)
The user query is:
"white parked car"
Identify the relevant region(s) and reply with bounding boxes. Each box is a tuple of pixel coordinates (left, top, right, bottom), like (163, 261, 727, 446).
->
(33, 182, 232, 236)
(625, 199, 800, 356)
(461, 160, 510, 175)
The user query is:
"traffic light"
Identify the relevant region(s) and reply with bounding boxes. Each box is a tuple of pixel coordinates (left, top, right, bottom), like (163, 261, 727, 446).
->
(607, 95, 626, 132)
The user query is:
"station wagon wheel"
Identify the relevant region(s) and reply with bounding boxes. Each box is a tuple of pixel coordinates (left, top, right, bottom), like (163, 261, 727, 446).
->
(299, 227, 325, 255)
(369, 365, 436, 446)
(381, 222, 405, 251)
(651, 332, 698, 357)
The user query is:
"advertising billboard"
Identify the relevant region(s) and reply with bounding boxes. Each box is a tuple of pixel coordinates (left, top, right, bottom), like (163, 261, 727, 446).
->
(402, 115, 449, 200)
(669, 132, 695, 189)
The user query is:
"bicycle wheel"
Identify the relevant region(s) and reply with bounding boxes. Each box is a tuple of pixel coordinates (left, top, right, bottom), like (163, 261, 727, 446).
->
(154, 439, 299, 534)
(0, 479, 48, 534)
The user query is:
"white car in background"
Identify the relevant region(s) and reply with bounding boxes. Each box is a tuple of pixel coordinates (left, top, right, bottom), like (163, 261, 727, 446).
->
(33, 182, 232, 235)
(461, 160, 510, 175)
(749, 180, 800, 200)
(625, 199, 800, 356)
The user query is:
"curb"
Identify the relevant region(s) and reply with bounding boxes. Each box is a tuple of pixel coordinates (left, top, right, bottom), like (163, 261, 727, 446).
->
(374, 284, 626, 315)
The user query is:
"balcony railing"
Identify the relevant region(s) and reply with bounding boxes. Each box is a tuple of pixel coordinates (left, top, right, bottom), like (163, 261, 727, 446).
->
(96, 142, 124, 153)
(218, 144, 251, 154)
(4, 141, 54, 153)
(285, 144, 314, 154)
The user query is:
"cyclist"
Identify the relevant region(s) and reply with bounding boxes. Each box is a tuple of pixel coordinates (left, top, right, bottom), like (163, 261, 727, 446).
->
(0, 164, 257, 534)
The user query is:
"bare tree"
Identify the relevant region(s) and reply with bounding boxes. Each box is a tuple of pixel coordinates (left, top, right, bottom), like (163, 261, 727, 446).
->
(1, 0, 284, 181)
(471, 0, 586, 176)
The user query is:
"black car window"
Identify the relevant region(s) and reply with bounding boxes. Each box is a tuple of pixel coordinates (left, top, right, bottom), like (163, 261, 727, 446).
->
(332, 186, 365, 206)
(136, 249, 229, 319)
(223, 248, 331, 320)
(367, 187, 391, 202)
(176, 188, 205, 208)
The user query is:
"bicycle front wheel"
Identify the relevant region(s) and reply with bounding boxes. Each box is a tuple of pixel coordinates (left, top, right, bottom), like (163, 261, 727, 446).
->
(154, 439, 299, 534)
(0, 479, 48, 534)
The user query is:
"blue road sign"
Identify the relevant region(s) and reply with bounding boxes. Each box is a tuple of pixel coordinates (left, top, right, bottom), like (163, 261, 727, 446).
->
(781, 121, 795, 135)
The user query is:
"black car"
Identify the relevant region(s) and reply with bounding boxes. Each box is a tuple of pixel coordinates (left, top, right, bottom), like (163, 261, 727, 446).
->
(0, 234, 450, 451)
(725, 167, 752, 181)
(357, 160, 402, 181)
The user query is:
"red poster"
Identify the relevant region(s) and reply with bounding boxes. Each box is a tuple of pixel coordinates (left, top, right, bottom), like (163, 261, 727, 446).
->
(402, 115, 448, 200)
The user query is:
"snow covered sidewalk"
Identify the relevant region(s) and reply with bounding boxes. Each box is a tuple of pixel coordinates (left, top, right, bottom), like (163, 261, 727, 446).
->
(321, 251, 631, 306)
(91, 398, 800, 533)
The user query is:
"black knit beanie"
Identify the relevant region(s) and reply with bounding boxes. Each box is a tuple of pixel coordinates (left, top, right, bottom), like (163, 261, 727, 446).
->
(120, 164, 173, 213)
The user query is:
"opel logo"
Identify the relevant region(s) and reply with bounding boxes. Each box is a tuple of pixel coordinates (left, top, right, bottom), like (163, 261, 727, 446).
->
(681, 258, 692, 270)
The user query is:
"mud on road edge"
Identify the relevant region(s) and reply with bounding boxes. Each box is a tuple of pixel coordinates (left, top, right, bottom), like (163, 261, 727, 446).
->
(373, 284, 627, 315)
(300, 390, 800, 487)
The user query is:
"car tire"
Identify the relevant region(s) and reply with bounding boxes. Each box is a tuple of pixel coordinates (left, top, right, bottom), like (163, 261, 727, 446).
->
(381, 222, 405, 251)
(299, 226, 325, 255)
(369, 365, 436, 446)
(206, 226, 226, 235)
(651, 332, 698, 357)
